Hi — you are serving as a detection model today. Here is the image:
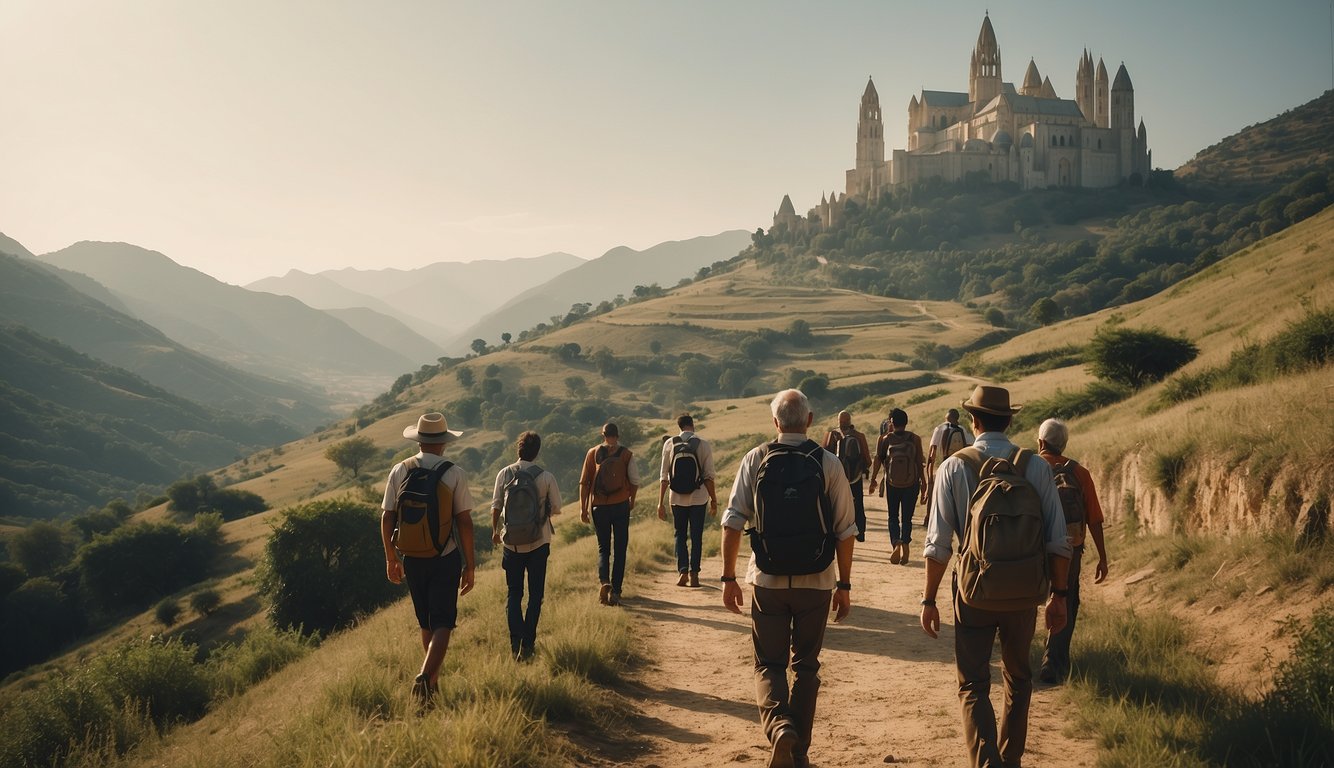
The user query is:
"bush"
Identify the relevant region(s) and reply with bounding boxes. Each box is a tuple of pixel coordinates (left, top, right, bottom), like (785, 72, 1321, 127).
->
(208, 625, 316, 697)
(257, 498, 401, 635)
(0, 577, 84, 675)
(155, 598, 182, 626)
(1087, 325, 1199, 389)
(7, 521, 75, 578)
(324, 436, 378, 478)
(190, 588, 222, 617)
(74, 521, 217, 612)
(1011, 381, 1132, 432)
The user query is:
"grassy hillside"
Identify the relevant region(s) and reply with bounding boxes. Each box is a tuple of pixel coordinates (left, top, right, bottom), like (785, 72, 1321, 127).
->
(1177, 89, 1334, 185)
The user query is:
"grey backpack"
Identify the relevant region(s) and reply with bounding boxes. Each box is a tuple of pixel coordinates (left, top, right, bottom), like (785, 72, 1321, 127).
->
(500, 465, 548, 546)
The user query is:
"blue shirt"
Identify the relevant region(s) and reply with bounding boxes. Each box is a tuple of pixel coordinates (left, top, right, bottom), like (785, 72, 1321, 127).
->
(922, 432, 1072, 565)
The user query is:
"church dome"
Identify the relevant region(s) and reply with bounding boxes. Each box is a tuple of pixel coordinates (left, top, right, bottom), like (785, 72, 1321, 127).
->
(993, 130, 1013, 148)
(1019, 132, 1034, 148)
(1022, 59, 1041, 92)
(963, 138, 989, 152)
(1112, 63, 1133, 91)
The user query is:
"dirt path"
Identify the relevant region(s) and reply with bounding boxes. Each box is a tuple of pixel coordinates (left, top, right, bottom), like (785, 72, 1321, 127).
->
(619, 494, 1098, 767)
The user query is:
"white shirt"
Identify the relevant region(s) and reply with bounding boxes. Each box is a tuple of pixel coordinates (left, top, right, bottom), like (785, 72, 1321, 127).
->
(381, 452, 474, 557)
(922, 432, 1072, 565)
(491, 459, 563, 553)
(721, 433, 858, 590)
(929, 421, 974, 458)
(659, 431, 716, 506)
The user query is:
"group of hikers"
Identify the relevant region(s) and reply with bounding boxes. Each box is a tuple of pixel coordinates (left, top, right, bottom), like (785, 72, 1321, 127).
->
(378, 383, 1110, 768)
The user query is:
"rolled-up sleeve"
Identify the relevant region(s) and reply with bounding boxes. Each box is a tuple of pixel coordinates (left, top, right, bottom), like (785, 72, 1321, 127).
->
(659, 440, 672, 483)
(923, 457, 966, 564)
(721, 447, 762, 531)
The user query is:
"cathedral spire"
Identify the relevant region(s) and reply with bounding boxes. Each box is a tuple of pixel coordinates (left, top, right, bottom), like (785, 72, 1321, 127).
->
(969, 14, 1003, 108)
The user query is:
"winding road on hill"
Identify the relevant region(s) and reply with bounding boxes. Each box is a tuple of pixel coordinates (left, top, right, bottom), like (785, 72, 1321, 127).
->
(615, 493, 1098, 767)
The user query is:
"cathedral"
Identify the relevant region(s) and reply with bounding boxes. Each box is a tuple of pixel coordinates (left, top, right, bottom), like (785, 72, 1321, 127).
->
(775, 14, 1152, 233)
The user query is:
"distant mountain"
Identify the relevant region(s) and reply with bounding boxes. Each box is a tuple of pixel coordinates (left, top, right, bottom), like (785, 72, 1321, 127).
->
(1177, 89, 1334, 185)
(322, 307, 444, 364)
(245, 269, 454, 345)
(304, 252, 585, 344)
(0, 231, 36, 259)
(0, 252, 330, 430)
(0, 324, 296, 519)
(451, 231, 751, 353)
(37, 242, 417, 386)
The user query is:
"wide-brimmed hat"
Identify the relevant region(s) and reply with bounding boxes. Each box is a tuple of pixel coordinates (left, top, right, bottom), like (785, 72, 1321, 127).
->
(960, 385, 1023, 416)
(403, 412, 462, 444)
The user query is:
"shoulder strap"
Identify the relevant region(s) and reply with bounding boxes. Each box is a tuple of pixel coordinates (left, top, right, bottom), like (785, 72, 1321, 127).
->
(953, 446, 984, 478)
(672, 435, 684, 447)
(1010, 447, 1030, 476)
(404, 456, 421, 471)
(596, 445, 608, 462)
(687, 436, 700, 450)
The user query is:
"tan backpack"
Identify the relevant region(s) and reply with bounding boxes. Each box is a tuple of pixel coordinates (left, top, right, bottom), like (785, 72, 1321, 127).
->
(953, 446, 1050, 611)
(883, 431, 918, 488)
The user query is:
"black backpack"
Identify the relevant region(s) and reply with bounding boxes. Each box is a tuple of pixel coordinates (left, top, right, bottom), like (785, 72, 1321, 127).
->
(500, 465, 548, 546)
(668, 436, 704, 494)
(392, 458, 455, 558)
(748, 440, 835, 576)
(833, 429, 865, 481)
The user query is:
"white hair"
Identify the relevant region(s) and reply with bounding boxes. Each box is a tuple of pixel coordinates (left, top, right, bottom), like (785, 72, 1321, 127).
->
(771, 389, 811, 432)
(1038, 418, 1069, 453)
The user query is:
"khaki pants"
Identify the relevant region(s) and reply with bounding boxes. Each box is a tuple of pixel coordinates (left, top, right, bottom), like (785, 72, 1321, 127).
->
(751, 586, 832, 759)
(954, 592, 1038, 767)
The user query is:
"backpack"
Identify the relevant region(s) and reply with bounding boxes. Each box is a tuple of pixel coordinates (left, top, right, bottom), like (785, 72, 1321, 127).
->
(883, 431, 918, 489)
(953, 447, 1050, 611)
(392, 457, 455, 558)
(748, 440, 835, 576)
(668, 436, 704, 494)
(500, 465, 548, 546)
(594, 445, 628, 497)
(832, 429, 865, 482)
(1051, 459, 1087, 547)
(941, 424, 966, 458)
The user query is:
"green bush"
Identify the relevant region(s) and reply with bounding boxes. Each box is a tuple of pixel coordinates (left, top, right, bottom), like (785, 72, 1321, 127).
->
(74, 521, 216, 612)
(155, 598, 182, 626)
(190, 588, 222, 617)
(257, 498, 401, 635)
(1010, 381, 1131, 432)
(1150, 443, 1194, 498)
(208, 625, 316, 697)
(1087, 325, 1199, 389)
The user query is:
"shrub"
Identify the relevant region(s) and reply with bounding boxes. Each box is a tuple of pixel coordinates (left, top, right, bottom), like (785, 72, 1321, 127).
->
(1150, 443, 1193, 498)
(208, 625, 316, 697)
(1087, 325, 1199, 389)
(74, 521, 217, 612)
(1011, 381, 1131, 432)
(324, 436, 378, 478)
(257, 498, 401, 635)
(190, 588, 222, 617)
(8, 521, 75, 578)
(155, 598, 182, 626)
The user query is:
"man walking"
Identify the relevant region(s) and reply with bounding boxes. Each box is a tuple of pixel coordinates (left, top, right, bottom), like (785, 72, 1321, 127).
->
(657, 413, 718, 587)
(491, 431, 562, 662)
(919, 386, 1071, 768)
(379, 412, 476, 707)
(579, 422, 639, 606)
(721, 389, 857, 768)
(925, 408, 974, 506)
(869, 408, 925, 564)
(1036, 418, 1108, 684)
(823, 410, 871, 542)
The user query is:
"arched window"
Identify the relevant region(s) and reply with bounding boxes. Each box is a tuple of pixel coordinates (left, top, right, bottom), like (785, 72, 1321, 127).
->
(1051, 135, 1057, 146)
(1060, 136, 1066, 147)
(1098, 138, 1103, 149)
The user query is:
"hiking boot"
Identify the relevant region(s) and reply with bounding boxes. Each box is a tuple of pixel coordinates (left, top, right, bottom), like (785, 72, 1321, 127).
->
(411, 673, 430, 710)
(689, 571, 700, 588)
(1038, 665, 1062, 685)
(769, 727, 797, 768)
(899, 545, 910, 565)
(599, 583, 612, 605)
(889, 543, 902, 565)
(677, 572, 689, 587)
(608, 591, 622, 606)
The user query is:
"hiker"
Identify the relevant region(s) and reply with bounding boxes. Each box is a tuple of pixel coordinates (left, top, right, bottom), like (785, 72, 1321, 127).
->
(379, 412, 476, 707)
(720, 389, 857, 768)
(579, 422, 640, 606)
(919, 386, 1071, 768)
(925, 408, 974, 507)
(1036, 418, 1108, 684)
(490, 430, 562, 662)
(656, 413, 718, 587)
(822, 410, 871, 541)
(868, 408, 926, 564)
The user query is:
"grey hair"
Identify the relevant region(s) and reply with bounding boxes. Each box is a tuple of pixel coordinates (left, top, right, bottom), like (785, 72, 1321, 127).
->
(771, 389, 811, 432)
(1038, 418, 1069, 453)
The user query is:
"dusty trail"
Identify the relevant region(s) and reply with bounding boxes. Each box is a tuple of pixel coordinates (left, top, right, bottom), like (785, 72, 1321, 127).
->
(618, 493, 1098, 767)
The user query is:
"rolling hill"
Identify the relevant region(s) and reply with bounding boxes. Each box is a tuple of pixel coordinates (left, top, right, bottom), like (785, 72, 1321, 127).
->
(0, 251, 330, 430)
(452, 230, 751, 353)
(1177, 88, 1334, 185)
(37, 242, 418, 395)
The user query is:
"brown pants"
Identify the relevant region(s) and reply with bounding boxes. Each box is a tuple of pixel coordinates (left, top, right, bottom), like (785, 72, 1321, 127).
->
(954, 594, 1038, 767)
(751, 586, 832, 759)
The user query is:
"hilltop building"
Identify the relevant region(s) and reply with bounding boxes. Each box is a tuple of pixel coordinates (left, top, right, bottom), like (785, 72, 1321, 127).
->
(777, 13, 1152, 233)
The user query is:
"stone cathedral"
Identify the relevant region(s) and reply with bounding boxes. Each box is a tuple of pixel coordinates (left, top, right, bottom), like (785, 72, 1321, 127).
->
(776, 14, 1152, 233)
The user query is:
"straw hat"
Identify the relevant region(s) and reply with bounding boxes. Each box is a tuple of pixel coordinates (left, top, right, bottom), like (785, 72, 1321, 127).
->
(402, 412, 462, 444)
(960, 385, 1023, 416)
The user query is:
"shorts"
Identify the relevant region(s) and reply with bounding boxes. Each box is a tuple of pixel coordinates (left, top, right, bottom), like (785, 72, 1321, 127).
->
(402, 547, 463, 630)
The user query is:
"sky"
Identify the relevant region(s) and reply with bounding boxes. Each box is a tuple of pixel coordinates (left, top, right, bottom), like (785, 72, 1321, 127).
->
(1, 1, 1330, 285)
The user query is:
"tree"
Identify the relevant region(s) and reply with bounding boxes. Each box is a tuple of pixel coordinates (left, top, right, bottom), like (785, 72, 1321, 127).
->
(798, 375, 830, 399)
(456, 367, 475, 388)
(155, 598, 182, 626)
(324, 436, 378, 478)
(1087, 326, 1199, 389)
(470, 338, 488, 356)
(649, 339, 663, 355)
(258, 499, 400, 635)
(1030, 297, 1061, 326)
(9, 521, 74, 578)
(984, 307, 1007, 327)
(190, 588, 222, 617)
(565, 375, 588, 397)
(74, 522, 216, 611)
(167, 475, 216, 516)
(501, 332, 512, 345)
(787, 319, 813, 345)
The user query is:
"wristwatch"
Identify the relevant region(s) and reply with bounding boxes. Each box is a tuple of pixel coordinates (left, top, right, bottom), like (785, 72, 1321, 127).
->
(836, 581, 852, 591)
(1050, 588, 1069, 598)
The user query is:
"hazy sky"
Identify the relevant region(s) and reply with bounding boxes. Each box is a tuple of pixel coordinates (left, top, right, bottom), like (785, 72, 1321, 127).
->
(2, 1, 1330, 285)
